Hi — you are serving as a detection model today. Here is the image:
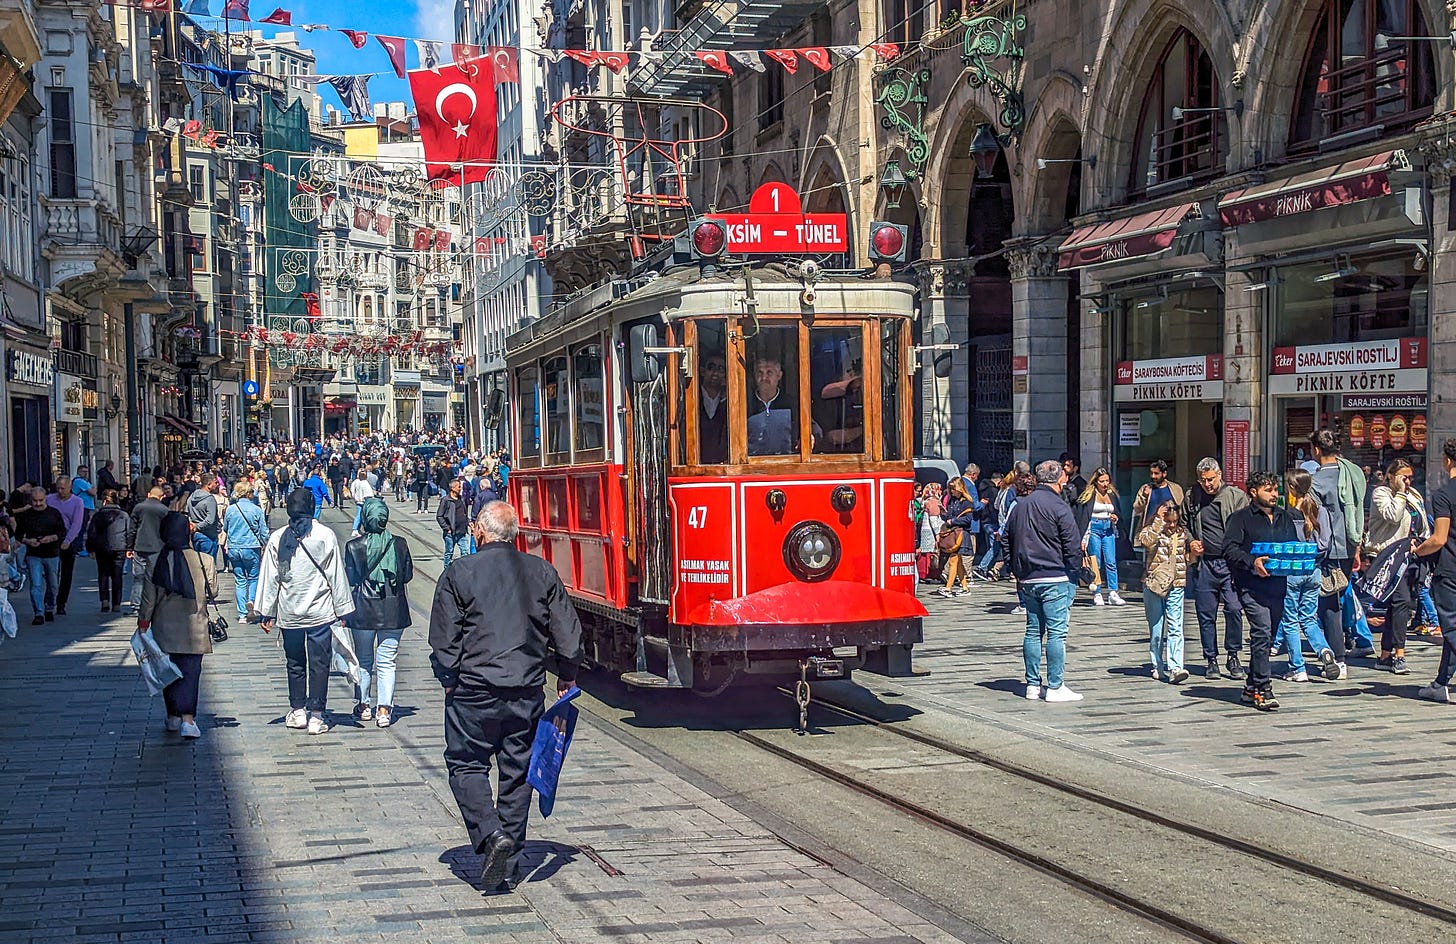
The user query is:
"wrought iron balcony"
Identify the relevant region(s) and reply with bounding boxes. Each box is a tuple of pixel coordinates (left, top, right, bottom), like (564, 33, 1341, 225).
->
(54, 347, 98, 378)
(1317, 44, 1422, 138)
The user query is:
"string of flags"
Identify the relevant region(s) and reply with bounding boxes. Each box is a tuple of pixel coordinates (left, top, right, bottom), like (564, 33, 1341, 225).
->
(222, 325, 464, 359)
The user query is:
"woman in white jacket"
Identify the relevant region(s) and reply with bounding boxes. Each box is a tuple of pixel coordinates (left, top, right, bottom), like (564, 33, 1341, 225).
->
(255, 488, 355, 734)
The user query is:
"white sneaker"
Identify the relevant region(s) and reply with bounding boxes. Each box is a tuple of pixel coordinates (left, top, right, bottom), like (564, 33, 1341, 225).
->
(306, 712, 329, 735)
(179, 720, 201, 739)
(1282, 669, 1310, 683)
(1336, 662, 1348, 681)
(1092, 592, 1105, 606)
(1025, 684, 1042, 700)
(1108, 592, 1126, 606)
(1417, 683, 1451, 703)
(165, 715, 182, 733)
(285, 708, 308, 729)
(1044, 685, 1084, 703)
(1012, 605, 1026, 615)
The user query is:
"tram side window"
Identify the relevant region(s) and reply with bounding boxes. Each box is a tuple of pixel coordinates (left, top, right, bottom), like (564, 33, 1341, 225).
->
(543, 355, 570, 461)
(881, 320, 903, 461)
(573, 343, 605, 453)
(744, 325, 802, 457)
(696, 319, 728, 464)
(810, 327, 865, 455)
(517, 366, 540, 460)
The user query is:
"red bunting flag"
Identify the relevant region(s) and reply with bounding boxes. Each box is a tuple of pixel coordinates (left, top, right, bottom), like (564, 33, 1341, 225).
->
(258, 7, 291, 25)
(486, 46, 519, 83)
(407, 61, 499, 185)
(799, 47, 831, 71)
(870, 43, 900, 61)
(372, 35, 407, 78)
(222, 0, 250, 20)
(563, 50, 601, 69)
(301, 292, 320, 318)
(182, 119, 202, 139)
(695, 50, 733, 75)
(353, 206, 374, 230)
(452, 43, 481, 63)
(434, 230, 451, 252)
(372, 211, 392, 236)
(764, 49, 799, 73)
(340, 29, 368, 49)
(598, 51, 631, 73)
(412, 227, 431, 252)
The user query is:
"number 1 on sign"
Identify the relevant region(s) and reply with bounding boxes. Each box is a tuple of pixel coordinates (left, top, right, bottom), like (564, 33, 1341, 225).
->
(687, 506, 708, 528)
(770, 186, 780, 212)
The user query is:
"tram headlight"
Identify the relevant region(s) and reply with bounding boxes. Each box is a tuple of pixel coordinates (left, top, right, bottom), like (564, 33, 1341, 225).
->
(783, 521, 841, 582)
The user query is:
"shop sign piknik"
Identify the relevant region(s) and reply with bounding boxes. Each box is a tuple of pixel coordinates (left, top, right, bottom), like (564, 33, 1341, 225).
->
(1113, 354, 1224, 402)
(1269, 338, 1426, 395)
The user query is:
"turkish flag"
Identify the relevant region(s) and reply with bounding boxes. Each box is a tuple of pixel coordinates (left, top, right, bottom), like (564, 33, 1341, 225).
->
(408, 61, 498, 184)
(412, 227, 431, 252)
(377, 35, 408, 79)
(764, 49, 799, 74)
(340, 29, 368, 49)
(259, 7, 291, 25)
(599, 51, 631, 73)
(563, 50, 602, 69)
(695, 50, 733, 75)
(301, 292, 320, 318)
(870, 43, 900, 61)
(799, 47, 831, 71)
(486, 46, 519, 83)
(353, 206, 374, 230)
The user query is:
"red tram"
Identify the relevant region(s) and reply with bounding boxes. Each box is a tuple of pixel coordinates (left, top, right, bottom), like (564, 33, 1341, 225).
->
(501, 241, 925, 691)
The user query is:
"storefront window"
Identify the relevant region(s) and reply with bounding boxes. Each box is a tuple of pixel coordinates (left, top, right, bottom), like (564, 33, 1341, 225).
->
(1273, 254, 1427, 347)
(1119, 285, 1223, 360)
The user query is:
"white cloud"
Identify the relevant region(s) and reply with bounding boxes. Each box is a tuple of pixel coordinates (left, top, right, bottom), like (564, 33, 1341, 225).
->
(415, 0, 458, 42)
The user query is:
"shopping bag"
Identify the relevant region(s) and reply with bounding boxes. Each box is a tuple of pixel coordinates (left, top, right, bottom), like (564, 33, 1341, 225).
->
(527, 687, 582, 817)
(329, 622, 361, 684)
(0, 588, 16, 642)
(1356, 542, 1411, 603)
(130, 628, 183, 696)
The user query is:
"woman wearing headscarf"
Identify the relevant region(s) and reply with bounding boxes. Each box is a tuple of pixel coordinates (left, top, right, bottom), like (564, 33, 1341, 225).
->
(255, 488, 354, 735)
(343, 497, 415, 728)
(139, 512, 216, 740)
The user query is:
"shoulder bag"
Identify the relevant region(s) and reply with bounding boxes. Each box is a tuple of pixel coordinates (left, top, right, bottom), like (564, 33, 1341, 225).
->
(293, 535, 362, 683)
(936, 525, 963, 554)
(1319, 565, 1349, 597)
(198, 560, 229, 642)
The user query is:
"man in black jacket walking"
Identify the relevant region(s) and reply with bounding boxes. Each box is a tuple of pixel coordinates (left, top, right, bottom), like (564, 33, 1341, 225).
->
(1004, 460, 1084, 702)
(1223, 471, 1296, 711)
(429, 501, 584, 890)
(436, 478, 472, 566)
(1183, 457, 1250, 680)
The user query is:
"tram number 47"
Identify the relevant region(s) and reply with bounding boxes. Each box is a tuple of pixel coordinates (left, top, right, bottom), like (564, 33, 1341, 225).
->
(686, 506, 709, 528)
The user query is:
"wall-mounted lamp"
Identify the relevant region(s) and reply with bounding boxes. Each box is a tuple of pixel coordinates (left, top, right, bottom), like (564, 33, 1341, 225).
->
(879, 159, 909, 210)
(969, 123, 1003, 179)
(1036, 156, 1097, 170)
(1376, 31, 1456, 50)
(1171, 100, 1244, 122)
(1313, 255, 1360, 283)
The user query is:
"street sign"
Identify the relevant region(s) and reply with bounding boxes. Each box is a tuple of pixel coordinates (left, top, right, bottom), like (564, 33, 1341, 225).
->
(708, 182, 848, 254)
(243, 380, 260, 397)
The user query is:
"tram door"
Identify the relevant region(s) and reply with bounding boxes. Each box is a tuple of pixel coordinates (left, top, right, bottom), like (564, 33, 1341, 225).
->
(626, 319, 672, 606)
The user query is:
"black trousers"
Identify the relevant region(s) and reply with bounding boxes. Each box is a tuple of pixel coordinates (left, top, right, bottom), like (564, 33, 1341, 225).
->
(281, 624, 333, 711)
(1235, 581, 1284, 692)
(1429, 576, 1456, 687)
(1382, 565, 1420, 654)
(416, 484, 430, 512)
(96, 551, 124, 607)
(330, 481, 345, 508)
(1195, 559, 1244, 660)
(56, 546, 78, 610)
(163, 653, 204, 717)
(443, 686, 543, 875)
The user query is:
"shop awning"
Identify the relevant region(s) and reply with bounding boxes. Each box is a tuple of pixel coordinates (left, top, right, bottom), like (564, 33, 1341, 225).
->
(1057, 203, 1198, 271)
(158, 414, 193, 435)
(1218, 150, 1408, 228)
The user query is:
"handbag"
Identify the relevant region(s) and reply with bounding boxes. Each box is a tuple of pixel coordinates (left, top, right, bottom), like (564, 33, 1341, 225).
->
(130, 627, 183, 696)
(199, 565, 229, 642)
(936, 526, 963, 554)
(1079, 553, 1101, 588)
(1143, 562, 1175, 598)
(1319, 566, 1349, 597)
(295, 537, 360, 682)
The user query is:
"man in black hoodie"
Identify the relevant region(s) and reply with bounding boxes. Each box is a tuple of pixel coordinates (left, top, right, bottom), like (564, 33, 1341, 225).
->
(1223, 471, 1296, 711)
(1004, 459, 1084, 702)
(1183, 457, 1250, 680)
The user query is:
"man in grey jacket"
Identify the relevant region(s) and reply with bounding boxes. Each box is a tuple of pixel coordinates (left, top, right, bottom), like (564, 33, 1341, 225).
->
(187, 478, 222, 560)
(127, 486, 170, 612)
(1184, 458, 1250, 680)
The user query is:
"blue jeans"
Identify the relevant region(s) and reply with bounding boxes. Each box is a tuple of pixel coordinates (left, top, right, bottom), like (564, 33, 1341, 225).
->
(192, 533, 218, 559)
(977, 533, 1001, 571)
(1419, 586, 1439, 626)
(1342, 580, 1374, 647)
(229, 547, 262, 622)
(443, 531, 468, 566)
(1022, 581, 1076, 689)
(1279, 571, 1321, 672)
(26, 555, 59, 615)
(1086, 521, 1118, 592)
(352, 628, 403, 708)
(1144, 585, 1186, 674)
(352, 505, 362, 532)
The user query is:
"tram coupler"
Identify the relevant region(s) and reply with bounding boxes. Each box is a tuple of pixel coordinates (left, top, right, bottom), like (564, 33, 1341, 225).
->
(794, 659, 812, 734)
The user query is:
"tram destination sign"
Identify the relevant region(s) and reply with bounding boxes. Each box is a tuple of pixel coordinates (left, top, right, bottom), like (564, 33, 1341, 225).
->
(708, 182, 848, 254)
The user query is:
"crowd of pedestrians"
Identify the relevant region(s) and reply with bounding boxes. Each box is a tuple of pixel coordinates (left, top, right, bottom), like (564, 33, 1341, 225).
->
(919, 429, 1456, 712)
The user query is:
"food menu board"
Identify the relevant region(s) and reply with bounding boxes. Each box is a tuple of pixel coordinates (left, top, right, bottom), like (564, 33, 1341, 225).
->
(1347, 413, 1424, 453)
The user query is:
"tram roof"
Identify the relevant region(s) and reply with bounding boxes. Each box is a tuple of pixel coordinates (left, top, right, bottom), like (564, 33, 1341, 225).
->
(506, 264, 916, 353)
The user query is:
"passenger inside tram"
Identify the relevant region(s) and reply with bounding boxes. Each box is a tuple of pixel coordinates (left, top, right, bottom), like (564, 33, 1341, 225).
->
(698, 351, 728, 463)
(815, 361, 865, 453)
(745, 326, 819, 456)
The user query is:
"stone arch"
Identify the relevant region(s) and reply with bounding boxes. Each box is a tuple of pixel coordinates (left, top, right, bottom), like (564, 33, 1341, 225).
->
(922, 78, 1005, 259)
(756, 162, 788, 188)
(1018, 73, 1087, 236)
(800, 137, 853, 214)
(1239, 0, 1454, 159)
(714, 184, 741, 213)
(1082, 1, 1241, 206)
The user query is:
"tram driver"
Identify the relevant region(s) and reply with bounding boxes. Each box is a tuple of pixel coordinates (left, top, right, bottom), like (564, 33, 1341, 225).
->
(747, 354, 820, 456)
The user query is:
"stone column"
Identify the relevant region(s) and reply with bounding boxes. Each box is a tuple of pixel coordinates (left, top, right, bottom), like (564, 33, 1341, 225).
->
(1419, 115, 1456, 493)
(1220, 254, 1265, 474)
(918, 263, 953, 457)
(1006, 241, 1068, 462)
(1079, 272, 1109, 468)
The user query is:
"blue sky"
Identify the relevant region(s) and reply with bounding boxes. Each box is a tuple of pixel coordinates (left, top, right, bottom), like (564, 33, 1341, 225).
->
(205, 0, 458, 111)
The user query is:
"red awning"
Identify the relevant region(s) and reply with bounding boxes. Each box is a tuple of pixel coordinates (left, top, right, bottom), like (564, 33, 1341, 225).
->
(1057, 203, 1198, 271)
(158, 414, 192, 435)
(1218, 150, 1408, 228)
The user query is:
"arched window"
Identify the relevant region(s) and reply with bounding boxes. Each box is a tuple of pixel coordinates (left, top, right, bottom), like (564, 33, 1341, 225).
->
(1290, 0, 1436, 147)
(1128, 29, 1226, 195)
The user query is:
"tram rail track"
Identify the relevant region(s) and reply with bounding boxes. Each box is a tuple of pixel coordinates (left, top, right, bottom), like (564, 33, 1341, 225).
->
(783, 689, 1456, 928)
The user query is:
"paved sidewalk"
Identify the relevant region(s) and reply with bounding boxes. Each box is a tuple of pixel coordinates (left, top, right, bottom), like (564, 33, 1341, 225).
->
(0, 531, 970, 944)
(863, 579, 1456, 855)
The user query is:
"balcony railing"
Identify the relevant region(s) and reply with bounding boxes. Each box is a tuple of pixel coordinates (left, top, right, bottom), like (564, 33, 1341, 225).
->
(1140, 111, 1221, 193)
(44, 198, 121, 254)
(1318, 44, 1418, 137)
(54, 347, 98, 378)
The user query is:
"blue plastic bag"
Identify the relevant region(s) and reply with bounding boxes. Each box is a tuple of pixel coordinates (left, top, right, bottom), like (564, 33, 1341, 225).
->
(527, 687, 581, 817)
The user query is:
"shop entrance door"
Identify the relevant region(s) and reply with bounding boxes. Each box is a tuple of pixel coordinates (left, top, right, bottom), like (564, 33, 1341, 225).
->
(1115, 401, 1221, 519)
(10, 397, 48, 487)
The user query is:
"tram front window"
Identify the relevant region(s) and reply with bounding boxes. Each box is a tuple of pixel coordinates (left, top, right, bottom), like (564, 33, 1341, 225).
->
(745, 326, 802, 457)
(696, 319, 728, 464)
(811, 326, 865, 455)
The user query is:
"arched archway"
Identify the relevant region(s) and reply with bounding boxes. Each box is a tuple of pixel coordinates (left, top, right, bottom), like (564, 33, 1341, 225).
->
(802, 148, 852, 269)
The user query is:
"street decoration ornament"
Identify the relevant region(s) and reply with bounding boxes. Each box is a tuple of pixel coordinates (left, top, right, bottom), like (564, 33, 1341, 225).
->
(875, 67, 932, 179)
(962, 4, 1029, 135)
(408, 58, 499, 185)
